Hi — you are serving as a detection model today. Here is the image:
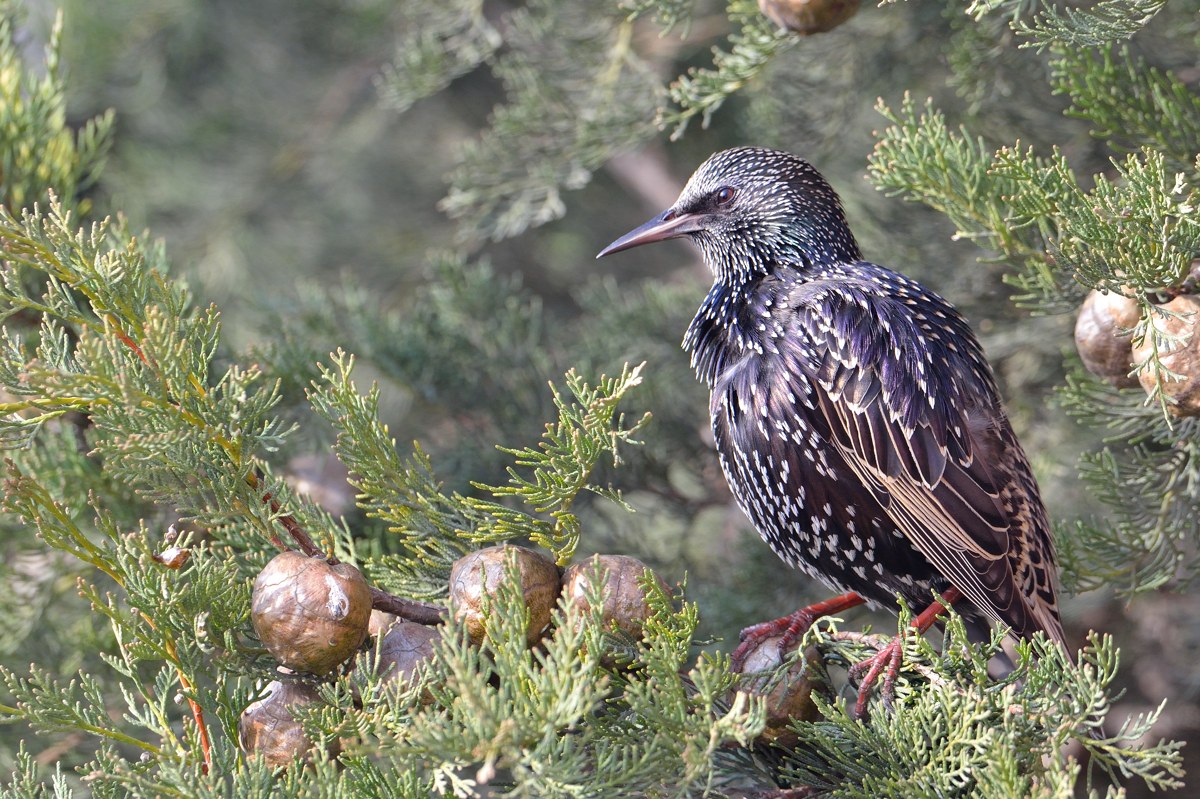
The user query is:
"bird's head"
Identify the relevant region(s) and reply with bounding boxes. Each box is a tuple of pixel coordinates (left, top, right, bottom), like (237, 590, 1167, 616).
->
(597, 147, 861, 280)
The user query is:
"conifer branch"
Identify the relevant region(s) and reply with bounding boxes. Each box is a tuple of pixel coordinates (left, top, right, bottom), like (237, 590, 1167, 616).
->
(659, 0, 794, 139)
(782, 616, 1184, 796)
(1050, 44, 1200, 176)
(1009, 0, 1166, 51)
(436, 0, 662, 242)
(0, 666, 163, 755)
(620, 0, 697, 35)
(375, 0, 499, 114)
(470, 363, 650, 562)
(0, 9, 113, 214)
(310, 350, 649, 599)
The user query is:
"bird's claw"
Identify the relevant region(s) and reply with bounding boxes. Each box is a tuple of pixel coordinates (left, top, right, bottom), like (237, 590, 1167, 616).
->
(848, 635, 905, 719)
(730, 609, 815, 671)
(732, 592, 867, 671)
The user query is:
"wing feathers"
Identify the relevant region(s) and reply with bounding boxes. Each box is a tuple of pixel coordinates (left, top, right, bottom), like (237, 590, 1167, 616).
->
(786, 281, 1062, 645)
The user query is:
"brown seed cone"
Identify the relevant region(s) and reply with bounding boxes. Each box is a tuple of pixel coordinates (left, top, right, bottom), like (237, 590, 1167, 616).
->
(1132, 294, 1200, 416)
(368, 610, 398, 638)
(561, 554, 668, 638)
(757, 0, 860, 34)
(251, 551, 372, 675)
(376, 620, 440, 702)
(734, 637, 821, 748)
(449, 544, 560, 647)
(238, 680, 341, 768)
(1075, 289, 1140, 388)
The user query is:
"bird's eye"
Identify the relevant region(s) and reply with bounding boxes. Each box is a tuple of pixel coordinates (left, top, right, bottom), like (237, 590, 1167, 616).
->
(714, 187, 736, 206)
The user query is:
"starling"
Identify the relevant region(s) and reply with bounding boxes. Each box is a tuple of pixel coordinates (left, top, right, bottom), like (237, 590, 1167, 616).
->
(597, 147, 1065, 712)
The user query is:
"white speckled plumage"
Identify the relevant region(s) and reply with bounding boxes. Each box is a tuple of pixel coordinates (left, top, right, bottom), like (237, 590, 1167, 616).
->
(601, 146, 1065, 649)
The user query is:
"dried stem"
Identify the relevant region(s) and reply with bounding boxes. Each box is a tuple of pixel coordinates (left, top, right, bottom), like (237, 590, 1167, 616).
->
(249, 471, 446, 625)
(369, 587, 445, 625)
(103, 327, 447, 629)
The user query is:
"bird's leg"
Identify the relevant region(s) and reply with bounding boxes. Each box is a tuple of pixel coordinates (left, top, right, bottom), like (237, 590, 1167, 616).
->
(847, 587, 963, 719)
(732, 591, 866, 670)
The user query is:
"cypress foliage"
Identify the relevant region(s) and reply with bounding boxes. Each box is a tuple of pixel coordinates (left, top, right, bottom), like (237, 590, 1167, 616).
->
(0, 0, 1195, 796)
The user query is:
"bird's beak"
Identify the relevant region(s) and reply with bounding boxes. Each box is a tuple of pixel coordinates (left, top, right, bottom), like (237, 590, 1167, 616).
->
(596, 209, 701, 258)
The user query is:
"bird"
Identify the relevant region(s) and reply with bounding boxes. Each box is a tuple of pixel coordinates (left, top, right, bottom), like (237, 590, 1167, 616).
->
(597, 146, 1066, 716)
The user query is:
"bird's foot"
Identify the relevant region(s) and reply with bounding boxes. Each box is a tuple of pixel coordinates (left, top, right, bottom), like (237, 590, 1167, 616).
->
(845, 587, 964, 720)
(847, 635, 904, 719)
(731, 612, 813, 670)
(731, 591, 865, 671)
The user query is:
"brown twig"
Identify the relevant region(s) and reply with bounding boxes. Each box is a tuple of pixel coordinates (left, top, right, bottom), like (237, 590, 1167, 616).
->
(106, 325, 446, 627)
(139, 615, 212, 774)
(369, 587, 445, 625)
(174, 659, 213, 774)
(108, 315, 150, 366)
(250, 470, 446, 625)
(250, 471, 322, 558)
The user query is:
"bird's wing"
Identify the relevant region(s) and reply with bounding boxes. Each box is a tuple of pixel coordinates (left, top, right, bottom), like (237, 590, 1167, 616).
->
(784, 282, 1063, 643)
